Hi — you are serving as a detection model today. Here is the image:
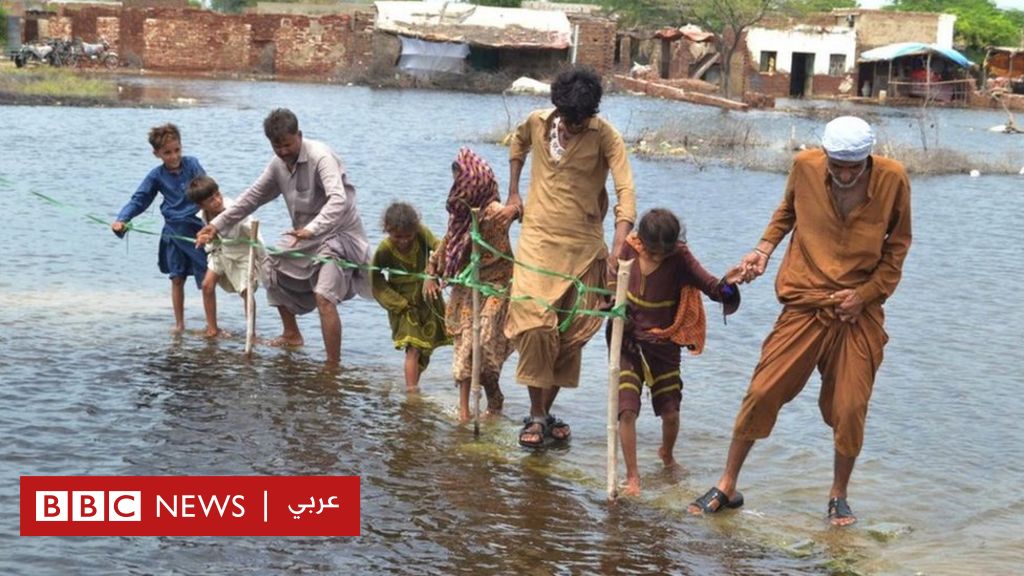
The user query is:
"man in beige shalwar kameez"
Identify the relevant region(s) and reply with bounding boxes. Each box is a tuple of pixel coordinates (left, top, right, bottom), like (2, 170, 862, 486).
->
(497, 68, 636, 448)
(196, 109, 371, 366)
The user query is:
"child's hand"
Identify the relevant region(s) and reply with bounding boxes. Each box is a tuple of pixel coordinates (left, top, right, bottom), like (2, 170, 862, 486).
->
(723, 264, 746, 286)
(423, 278, 441, 299)
(195, 224, 218, 247)
(111, 221, 127, 238)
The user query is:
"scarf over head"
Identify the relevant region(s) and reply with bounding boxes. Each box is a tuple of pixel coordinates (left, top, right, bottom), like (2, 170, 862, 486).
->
(821, 116, 875, 162)
(443, 147, 500, 280)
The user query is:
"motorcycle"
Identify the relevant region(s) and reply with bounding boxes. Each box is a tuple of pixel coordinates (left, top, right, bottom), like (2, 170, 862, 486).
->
(12, 41, 57, 68)
(70, 38, 119, 70)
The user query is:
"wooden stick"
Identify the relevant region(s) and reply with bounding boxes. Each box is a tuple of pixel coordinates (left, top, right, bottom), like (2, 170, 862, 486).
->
(607, 258, 633, 501)
(471, 209, 483, 438)
(244, 219, 260, 358)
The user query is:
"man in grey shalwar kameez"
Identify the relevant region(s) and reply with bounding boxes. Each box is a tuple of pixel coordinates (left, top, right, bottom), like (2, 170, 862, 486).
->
(196, 108, 371, 365)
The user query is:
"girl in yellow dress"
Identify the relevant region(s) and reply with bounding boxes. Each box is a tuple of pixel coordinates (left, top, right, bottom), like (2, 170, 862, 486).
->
(371, 202, 450, 392)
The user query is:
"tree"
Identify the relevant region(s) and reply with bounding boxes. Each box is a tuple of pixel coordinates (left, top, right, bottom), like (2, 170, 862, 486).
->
(0, 4, 6, 46)
(785, 0, 857, 15)
(684, 0, 779, 98)
(474, 0, 522, 7)
(211, 0, 256, 13)
(598, 0, 682, 28)
(888, 0, 1022, 56)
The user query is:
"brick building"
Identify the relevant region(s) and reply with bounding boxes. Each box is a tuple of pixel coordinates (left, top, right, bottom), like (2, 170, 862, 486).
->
(739, 9, 958, 99)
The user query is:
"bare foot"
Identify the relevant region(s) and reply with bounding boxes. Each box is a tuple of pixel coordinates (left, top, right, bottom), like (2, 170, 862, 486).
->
(622, 477, 641, 497)
(484, 408, 502, 418)
(268, 334, 304, 348)
(204, 326, 223, 339)
(406, 385, 420, 395)
(458, 408, 471, 423)
(658, 445, 678, 469)
(171, 324, 185, 334)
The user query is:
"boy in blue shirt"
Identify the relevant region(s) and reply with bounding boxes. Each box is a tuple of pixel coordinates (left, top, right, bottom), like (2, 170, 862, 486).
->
(111, 123, 212, 333)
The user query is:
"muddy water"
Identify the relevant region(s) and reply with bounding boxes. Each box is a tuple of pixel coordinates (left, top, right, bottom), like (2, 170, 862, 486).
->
(0, 78, 1020, 575)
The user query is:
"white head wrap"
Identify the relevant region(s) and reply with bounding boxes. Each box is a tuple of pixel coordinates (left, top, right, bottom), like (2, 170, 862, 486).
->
(821, 116, 875, 161)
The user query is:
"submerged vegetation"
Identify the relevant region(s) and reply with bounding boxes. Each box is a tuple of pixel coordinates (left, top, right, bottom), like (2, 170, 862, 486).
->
(0, 67, 118, 105)
(626, 114, 1022, 176)
(482, 108, 1023, 176)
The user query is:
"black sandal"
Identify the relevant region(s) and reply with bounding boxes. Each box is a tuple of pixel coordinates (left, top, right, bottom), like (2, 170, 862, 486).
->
(546, 415, 571, 442)
(827, 497, 857, 526)
(689, 487, 745, 515)
(518, 416, 548, 449)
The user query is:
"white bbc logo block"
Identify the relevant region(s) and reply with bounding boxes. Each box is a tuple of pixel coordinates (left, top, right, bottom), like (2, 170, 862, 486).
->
(36, 491, 68, 521)
(72, 491, 105, 521)
(107, 491, 141, 521)
(34, 490, 142, 522)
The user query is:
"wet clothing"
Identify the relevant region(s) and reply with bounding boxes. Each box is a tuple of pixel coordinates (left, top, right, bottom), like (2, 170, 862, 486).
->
(732, 150, 912, 457)
(159, 220, 207, 288)
(211, 138, 371, 315)
(116, 156, 207, 225)
(614, 237, 740, 417)
(116, 156, 208, 286)
(372, 225, 450, 371)
(430, 201, 515, 384)
(505, 108, 637, 389)
(200, 198, 264, 294)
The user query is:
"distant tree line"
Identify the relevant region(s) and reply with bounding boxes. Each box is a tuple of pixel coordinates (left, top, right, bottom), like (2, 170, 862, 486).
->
(887, 0, 1024, 59)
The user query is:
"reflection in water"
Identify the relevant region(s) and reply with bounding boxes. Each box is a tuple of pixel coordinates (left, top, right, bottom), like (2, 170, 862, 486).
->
(1, 79, 1021, 574)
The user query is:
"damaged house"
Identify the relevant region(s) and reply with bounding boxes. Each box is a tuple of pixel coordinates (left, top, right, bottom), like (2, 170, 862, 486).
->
(739, 9, 960, 100)
(743, 16, 857, 98)
(372, 0, 571, 78)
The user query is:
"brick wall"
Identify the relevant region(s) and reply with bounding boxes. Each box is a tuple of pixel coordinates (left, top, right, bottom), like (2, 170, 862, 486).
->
(48, 16, 71, 39)
(746, 71, 850, 97)
(273, 15, 353, 77)
(97, 16, 120, 46)
(48, 5, 372, 77)
(124, 0, 188, 8)
(143, 10, 253, 72)
(856, 12, 940, 50)
(569, 16, 615, 78)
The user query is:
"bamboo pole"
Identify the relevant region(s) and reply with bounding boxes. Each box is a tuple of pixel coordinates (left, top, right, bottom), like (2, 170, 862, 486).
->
(606, 258, 633, 501)
(244, 219, 260, 358)
(471, 209, 483, 438)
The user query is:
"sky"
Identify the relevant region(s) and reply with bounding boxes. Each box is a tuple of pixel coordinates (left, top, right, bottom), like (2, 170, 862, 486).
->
(858, 0, 1024, 8)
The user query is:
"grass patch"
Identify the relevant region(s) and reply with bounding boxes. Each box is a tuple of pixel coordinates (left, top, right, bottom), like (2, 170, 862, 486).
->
(0, 67, 117, 103)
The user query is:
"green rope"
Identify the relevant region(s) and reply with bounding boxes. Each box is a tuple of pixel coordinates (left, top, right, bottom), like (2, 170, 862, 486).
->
(30, 190, 626, 328)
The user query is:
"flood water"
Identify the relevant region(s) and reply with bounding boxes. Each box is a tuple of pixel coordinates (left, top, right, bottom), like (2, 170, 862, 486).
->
(0, 78, 1021, 575)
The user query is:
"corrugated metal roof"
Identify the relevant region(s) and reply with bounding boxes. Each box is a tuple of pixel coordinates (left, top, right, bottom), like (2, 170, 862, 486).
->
(374, 1, 571, 49)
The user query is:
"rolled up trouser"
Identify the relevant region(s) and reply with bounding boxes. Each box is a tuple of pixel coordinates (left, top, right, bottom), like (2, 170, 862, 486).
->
(732, 304, 888, 458)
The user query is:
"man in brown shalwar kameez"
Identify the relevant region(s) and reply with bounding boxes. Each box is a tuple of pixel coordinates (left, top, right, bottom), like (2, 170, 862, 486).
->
(496, 68, 636, 448)
(688, 116, 912, 526)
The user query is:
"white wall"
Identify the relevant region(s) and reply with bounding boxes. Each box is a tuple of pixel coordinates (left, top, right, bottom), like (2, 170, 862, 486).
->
(936, 14, 956, 49)
(746, 26, 856, 75)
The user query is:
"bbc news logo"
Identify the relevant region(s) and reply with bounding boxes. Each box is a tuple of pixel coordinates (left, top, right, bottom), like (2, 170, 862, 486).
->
(21, 476, 359, 536)
(36, 491, 142, 522)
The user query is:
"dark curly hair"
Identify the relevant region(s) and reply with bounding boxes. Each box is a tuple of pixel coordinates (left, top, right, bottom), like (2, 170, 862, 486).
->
(638, 208, 685, 254)
(382, 202, 421, 234)
(550, 67, 603, 126)
(264, 108, 299, 141)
